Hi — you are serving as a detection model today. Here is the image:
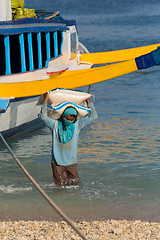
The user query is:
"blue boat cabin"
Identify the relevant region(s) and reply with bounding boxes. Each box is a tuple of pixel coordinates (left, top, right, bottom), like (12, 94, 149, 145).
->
(0, 18, 71, 76)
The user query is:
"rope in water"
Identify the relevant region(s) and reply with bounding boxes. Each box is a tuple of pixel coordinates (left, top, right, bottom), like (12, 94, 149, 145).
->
(0, 133, 87, 240)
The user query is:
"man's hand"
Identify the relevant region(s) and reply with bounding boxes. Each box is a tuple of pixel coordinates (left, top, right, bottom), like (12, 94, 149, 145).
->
(43, 92, 49, 103)
(86, 98, 90, 104)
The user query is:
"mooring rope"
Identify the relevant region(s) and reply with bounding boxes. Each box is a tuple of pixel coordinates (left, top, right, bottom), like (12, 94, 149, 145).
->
(0, 133, 87, 240)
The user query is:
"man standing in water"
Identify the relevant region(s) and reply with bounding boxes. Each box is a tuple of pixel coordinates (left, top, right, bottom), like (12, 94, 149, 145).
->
(41, 92, 98, 186)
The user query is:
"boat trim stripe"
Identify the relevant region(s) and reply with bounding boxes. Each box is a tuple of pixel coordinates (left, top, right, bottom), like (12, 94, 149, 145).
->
(47, 67, 69, 74)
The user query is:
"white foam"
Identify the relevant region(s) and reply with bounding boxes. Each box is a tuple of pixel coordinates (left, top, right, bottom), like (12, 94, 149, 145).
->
(0, 185, 32, 194)
(62, 185, 79, 190)
(39, 182, 55, 189)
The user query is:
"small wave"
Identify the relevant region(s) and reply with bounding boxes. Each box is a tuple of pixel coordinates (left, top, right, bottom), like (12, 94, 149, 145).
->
(39, 182, 79, 190)
(62, 185, 79, 190)
(39, 182, 55, 189)
(0, 185, 32, 194)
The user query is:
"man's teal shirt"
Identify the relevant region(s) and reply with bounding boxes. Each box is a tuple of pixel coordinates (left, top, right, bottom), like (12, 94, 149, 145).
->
(41, 102, 98, 166)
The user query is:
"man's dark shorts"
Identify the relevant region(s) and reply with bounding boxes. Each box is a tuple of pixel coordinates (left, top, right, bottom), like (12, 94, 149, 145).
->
(51, 163, 80, 186)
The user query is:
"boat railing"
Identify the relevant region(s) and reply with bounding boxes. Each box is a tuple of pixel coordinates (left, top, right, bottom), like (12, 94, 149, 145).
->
(0, 30, 63, 76)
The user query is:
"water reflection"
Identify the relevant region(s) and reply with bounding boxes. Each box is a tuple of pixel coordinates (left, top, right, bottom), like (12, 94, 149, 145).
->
(79, 117, 160, 168)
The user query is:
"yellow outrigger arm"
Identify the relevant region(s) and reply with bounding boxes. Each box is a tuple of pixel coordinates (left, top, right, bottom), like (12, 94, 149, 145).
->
(0, 59, 138, 98)
(80, 43, 160, 65)
(1, 45, 160, 98)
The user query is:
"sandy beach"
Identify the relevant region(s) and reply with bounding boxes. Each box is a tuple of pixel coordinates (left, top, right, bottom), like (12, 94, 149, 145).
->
(0, 220, 160, 240)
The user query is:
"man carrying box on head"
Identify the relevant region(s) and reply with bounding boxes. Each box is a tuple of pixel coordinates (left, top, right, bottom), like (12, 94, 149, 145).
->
(40, 92, 98, 186)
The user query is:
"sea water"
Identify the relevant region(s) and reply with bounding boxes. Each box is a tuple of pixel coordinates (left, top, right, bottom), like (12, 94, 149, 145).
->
(0, 0, 160, 221)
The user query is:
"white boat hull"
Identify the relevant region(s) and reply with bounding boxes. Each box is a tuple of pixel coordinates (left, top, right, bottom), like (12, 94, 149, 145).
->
(0, 97, 42, 138)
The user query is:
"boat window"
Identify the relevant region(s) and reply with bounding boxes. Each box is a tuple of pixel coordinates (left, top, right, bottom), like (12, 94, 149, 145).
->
(0, 30, 63, 76)
(23, 33, 30, 71)
(0, 35, 5, 76)
(50, 32, 55, 59)
(70, 32, 77, 59)
(41, 32, 47, 68)
(10, 35, 21, 74)
(32, 33, 39, 70)
(58, 31, 63, 55)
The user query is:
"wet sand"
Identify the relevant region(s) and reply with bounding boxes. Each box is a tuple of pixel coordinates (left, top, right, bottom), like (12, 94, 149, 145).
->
(0, 219, 160, 239)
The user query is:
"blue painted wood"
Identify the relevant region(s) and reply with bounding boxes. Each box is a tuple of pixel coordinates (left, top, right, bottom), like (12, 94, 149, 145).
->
(53, 31, 58, 57)
(4, 35, 11, 75)
(46, 32, 50, 60)
(19, 33, 26, 72)
(60, 31, 63, 55)
(28, 33, 34, 71)
(45, 32, 50, 67)
(37, 32, 42, 69)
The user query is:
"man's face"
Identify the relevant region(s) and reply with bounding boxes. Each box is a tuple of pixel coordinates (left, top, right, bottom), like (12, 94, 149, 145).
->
(64, 115, 76, 121)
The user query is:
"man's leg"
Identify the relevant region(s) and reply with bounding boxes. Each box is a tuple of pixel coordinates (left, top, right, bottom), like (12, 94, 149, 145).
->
(51, 163, 80, 186)
(65, 164, 80, 185)
(51, 163, 68, 186)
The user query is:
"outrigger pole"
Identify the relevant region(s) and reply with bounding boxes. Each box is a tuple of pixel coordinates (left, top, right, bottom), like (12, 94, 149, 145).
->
(0, 133, 87, 240)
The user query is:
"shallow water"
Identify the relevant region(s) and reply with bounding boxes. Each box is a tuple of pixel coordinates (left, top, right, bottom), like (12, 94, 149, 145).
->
(1, 0, 160, 221)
